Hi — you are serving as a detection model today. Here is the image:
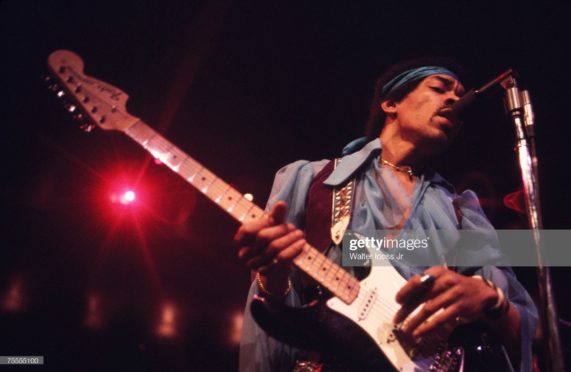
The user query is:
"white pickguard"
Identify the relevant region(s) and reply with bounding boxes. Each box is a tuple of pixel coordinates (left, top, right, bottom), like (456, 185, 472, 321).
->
(326, 262, 460, 371)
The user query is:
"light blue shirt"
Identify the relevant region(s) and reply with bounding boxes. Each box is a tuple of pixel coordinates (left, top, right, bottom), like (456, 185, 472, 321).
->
(240, 138, 537, 372)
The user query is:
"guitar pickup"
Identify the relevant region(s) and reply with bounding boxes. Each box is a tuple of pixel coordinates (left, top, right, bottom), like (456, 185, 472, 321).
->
(357, 287, 378, 321)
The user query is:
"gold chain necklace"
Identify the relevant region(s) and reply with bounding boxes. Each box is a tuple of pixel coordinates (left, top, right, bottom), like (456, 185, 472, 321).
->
(381, 158, 415, 180)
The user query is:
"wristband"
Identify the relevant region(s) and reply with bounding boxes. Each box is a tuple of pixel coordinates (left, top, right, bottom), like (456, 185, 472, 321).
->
(256, 272, 292, 298)
(473, 275, 510, 320)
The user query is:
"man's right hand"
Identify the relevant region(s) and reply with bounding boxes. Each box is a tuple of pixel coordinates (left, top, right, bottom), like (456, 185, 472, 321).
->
(234, 201, 306, 294)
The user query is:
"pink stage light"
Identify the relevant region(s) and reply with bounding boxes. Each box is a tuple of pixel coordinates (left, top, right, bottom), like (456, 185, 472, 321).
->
(120, 190, 136, 204)
(111, 189, 137, 205)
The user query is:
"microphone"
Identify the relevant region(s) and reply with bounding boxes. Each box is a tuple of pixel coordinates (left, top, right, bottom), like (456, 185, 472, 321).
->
(451, 69, 516, 119)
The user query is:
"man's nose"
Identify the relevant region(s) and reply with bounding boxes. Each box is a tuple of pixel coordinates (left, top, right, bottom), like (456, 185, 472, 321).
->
(444, 93, 460, 106)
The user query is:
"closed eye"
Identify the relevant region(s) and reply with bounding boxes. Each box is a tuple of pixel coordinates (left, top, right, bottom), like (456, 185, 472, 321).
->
(430, 87, 445, 93)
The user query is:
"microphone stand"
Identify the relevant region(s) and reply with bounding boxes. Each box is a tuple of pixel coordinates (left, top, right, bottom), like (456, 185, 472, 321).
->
(500, 73, 565, 372)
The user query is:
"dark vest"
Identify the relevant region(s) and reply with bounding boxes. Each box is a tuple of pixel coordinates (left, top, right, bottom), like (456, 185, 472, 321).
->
(303, 160, 336, 253)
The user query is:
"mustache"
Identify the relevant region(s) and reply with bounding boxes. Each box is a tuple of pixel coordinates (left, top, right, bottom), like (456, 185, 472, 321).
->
(434, 106, 460, 122)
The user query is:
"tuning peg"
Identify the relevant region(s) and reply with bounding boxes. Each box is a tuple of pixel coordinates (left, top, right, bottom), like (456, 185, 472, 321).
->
(42, 75, 52, 83)
(56, 90, 65, 98)
(73, 113, 84, 122)
(48, 83, 60, 91)
(80, 123, 96, 133)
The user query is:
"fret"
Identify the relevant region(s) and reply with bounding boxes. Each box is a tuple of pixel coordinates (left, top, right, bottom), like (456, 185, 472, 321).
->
(197, 172, 218, 194)
(227, 197, 252, 220)
(300, 248, 321, 275)
(217, 188, 244, 212)
(128, 123, 182, 168)
(241, 205, 264, 223)
(125, 120, 156, 145)
(340, 274, 358, 299)
(338, 278, 352, 299)
(223, 197, 263, 223)
(325, 263, 344, 289)
(317, 258, 334, 278)
(145, 134, 173, 164)
(238, 203, 256, 222)
(205, 178, 229, 199)
(294, 245, 313, 269)
(214, 184, 232, 204)
(180, 159, 203, 182)
(303, 247, 320, 270)
(308, 250, 327, 275)
(226, 193, 244, 214)
(163, 146, 186, 170)
(189, 165, 206, 183)
(234, 197, 254, 214)
(332, 269, 349, 290)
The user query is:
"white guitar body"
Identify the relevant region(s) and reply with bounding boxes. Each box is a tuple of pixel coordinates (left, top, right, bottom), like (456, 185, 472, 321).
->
(326, 262, 463, 371)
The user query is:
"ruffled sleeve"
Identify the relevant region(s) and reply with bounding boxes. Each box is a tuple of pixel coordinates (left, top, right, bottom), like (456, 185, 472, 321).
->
(239, 159, 328, 372)
(455, 190, 538, 372)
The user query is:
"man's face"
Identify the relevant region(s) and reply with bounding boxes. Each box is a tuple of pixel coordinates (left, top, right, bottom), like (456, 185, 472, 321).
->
(385, 74, 465, 153)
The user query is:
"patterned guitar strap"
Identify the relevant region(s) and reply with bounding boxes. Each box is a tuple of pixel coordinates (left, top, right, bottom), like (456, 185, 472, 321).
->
(294, 159, 357, 372)
(330, 158, 357, 246)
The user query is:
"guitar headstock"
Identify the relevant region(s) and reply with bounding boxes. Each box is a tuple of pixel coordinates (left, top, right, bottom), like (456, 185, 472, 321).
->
(46, 50, 139, 132)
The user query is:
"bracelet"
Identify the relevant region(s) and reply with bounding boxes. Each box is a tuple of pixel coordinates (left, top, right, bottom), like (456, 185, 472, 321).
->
(474, 275, 511, 320)
(256, 272, 292, 298)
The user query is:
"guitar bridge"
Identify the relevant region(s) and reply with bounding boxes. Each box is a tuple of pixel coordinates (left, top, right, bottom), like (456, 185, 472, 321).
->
(429, 346, 464, 372)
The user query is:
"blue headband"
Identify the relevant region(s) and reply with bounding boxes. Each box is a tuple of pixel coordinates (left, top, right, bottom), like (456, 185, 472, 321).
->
(381, 66, 459, 97)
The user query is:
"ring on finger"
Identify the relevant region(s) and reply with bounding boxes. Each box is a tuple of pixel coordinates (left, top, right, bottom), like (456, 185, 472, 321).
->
(419, 273, 435, 287)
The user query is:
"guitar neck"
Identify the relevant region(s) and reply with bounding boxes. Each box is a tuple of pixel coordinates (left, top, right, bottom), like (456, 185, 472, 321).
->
(125, 120, 263, 223)
(124, 120, 359, 304)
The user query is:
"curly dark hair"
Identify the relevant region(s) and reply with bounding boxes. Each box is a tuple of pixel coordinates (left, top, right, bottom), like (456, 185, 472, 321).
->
(364, 57, 470, 139)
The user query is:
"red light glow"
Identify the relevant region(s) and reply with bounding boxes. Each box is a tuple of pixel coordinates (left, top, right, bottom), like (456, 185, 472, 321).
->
(110, 189, 137, 205)
(1, 278, 25, 312)
(228, 311, 244, 346)
(121, 190, 136, 204)
(84, 293, 104, 330)
(156, 302, 177, 338)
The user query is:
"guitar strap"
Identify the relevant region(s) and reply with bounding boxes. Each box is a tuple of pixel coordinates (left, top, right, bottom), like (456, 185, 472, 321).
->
(303, 158, 356, 252)
(295, 158, 357, 372)
(330, 158, 356, 245)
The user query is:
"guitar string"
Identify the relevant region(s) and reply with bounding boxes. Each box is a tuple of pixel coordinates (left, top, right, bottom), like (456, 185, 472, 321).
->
(344, 290, 448, 361)
(343, 287, 400, 321)
(363, 290, 454, 357)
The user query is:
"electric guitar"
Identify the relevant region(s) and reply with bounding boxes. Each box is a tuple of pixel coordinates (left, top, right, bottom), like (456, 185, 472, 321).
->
(46, 50, 510, 371)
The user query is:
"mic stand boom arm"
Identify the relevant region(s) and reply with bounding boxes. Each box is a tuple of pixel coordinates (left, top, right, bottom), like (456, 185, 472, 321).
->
(501, 73, 565, 372)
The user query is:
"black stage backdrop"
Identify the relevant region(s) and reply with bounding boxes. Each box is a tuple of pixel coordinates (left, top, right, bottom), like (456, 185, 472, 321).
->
(0, 1, 570, 371)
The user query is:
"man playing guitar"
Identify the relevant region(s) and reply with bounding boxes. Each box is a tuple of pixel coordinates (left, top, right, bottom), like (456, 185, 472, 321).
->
(235, 58, 537, 371)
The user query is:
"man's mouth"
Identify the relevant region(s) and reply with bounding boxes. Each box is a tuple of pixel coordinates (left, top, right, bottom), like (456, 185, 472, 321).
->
(434, 108, 461, 135)
(435, 108, 459, 126)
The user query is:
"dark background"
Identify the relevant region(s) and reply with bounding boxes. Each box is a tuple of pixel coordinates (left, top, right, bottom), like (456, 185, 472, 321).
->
(1, 1, 570, 371)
